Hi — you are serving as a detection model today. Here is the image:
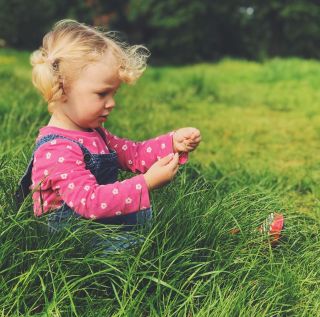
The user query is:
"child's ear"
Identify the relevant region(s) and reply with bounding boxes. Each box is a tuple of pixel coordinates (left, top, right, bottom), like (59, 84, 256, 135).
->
(59, 78, 67, 101)
(59, 78, 65, 93)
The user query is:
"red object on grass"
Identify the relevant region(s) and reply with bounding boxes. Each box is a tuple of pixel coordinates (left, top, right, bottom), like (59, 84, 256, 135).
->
(230, 212, 285, 246)
(258, 212, 284, 245)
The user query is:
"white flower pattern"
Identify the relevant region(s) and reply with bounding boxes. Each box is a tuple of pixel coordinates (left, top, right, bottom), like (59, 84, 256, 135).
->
(101, 203, 107, 209)
(125, 197, 132, 204)
(68, 183, 75, 190)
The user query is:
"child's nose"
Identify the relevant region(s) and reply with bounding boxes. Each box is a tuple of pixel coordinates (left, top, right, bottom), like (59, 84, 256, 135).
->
(105, 99, 115, 110)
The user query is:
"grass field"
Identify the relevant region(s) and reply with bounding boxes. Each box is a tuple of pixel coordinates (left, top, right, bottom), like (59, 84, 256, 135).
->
(1, 48, 320, 316)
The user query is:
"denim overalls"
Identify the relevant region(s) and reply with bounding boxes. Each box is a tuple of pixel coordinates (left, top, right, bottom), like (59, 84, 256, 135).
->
(15, 127, 152, 253)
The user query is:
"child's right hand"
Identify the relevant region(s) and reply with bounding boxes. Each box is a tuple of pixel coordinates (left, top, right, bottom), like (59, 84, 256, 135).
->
(143, 153, 180, 190)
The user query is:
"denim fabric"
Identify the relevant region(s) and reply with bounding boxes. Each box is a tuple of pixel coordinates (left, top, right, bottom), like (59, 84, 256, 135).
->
(17, 129, 152, 253)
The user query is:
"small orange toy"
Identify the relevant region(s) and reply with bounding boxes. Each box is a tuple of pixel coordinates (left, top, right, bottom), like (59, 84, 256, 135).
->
(258, 212, 284, 246)
(230, 212, 285, 246)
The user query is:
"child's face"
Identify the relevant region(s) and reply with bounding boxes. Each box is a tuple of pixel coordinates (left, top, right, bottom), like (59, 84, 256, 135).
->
(60, 50, 121, 131)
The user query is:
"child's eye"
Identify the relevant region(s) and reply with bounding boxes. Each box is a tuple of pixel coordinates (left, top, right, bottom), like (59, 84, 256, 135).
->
(97, 88, 118, 98)
(97, 91, 109, 97)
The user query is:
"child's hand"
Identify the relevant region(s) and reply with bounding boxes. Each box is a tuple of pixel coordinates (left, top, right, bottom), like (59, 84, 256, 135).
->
(143, 153, 179, 190)
(173, 127, 201, 153)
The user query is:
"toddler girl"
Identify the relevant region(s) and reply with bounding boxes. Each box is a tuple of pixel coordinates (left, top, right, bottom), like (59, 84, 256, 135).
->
(16, 19, 201, 251)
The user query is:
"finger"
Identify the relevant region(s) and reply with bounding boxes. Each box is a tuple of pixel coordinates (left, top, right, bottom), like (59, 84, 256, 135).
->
(189, 127, 199, 134)
(171, 166, 179, 178)
(158, 153, 174, 166)
(182, 130, 195, 140)
(168, 153, 179, 167)
(184, 139, 200, 147)
(186, 140, 200, 148)
(185, 144, 198, 152)
(171, 162, 180, 176)
(190, 135, 201, 142)
(194, 131, 201, 138)
(185, 142, 199, 149)
(185, 132, 197, 140)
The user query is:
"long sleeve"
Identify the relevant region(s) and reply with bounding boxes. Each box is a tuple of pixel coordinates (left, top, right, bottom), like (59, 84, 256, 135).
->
(31, 139, 150, 219)
(103, 128, 188, 173)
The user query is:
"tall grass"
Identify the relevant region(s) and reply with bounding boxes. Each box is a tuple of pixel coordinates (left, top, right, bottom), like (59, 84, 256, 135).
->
(1, 49, 320, 316)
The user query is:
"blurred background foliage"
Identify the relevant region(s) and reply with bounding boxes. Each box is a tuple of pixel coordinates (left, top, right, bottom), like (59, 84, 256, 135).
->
(0, 0, 320, 64)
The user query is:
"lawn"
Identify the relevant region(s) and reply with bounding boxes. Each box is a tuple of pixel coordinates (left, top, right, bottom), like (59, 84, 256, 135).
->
(1, 48, 320, 316)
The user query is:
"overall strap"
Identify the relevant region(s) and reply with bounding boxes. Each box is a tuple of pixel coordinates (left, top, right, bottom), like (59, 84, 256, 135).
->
(15, 134, 91, 210)
(95, 127, 108, 146)
(15, 158, 34, 210)
(34, 134, 91, 155)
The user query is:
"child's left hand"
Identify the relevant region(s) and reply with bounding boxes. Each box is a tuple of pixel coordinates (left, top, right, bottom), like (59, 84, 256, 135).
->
(173, 127, 201, 153)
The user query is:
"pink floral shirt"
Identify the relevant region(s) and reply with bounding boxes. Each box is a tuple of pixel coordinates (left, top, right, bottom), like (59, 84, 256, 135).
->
(31, 126, 188, 219)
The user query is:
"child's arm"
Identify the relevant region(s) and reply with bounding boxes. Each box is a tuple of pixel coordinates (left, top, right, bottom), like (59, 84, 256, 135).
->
(32, 140, 151, 219)
(103, 128, 188, 173)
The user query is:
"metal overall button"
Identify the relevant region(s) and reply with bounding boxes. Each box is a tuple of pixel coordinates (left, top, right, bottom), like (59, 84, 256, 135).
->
(84, 153, 91, 163)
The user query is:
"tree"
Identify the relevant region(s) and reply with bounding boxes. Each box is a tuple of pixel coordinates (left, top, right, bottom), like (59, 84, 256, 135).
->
(0, 0, 93, 49)
(124, 0, 245, 64)
(240, 0, 320, 59)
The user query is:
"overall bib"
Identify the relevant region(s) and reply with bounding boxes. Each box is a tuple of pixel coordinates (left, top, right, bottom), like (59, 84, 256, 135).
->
(15, 128, 152, 252)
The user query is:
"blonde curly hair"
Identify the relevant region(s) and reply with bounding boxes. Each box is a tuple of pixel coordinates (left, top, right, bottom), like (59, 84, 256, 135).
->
(30, 19, 150, 113)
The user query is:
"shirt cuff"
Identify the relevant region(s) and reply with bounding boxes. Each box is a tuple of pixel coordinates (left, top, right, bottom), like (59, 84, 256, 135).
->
(178, 152, 188, 165)
(169, 131, 189, 165)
